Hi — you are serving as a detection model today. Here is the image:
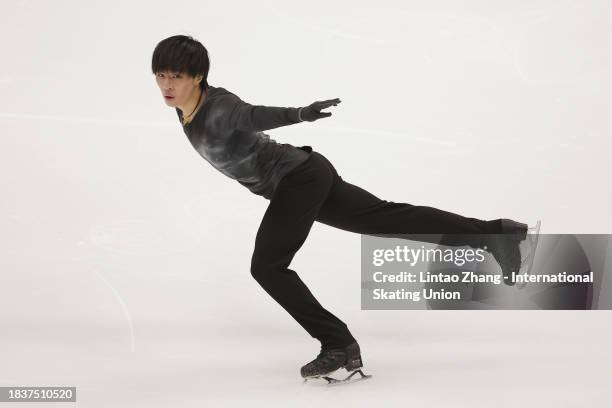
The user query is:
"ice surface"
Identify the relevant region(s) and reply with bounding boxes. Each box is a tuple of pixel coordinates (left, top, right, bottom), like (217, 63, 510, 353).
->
(1, 1, 611, 406)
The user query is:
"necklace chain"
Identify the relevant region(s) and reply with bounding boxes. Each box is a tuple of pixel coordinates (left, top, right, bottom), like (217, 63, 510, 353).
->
(182, 88, 206, 125)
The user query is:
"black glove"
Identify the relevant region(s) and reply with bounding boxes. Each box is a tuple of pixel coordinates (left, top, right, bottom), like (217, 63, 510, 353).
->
(298, 98, 341, 122)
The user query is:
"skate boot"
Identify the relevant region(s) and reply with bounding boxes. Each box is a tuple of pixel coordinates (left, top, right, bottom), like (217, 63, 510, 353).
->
(301, 342, 372, 385)
(482, 218, 528, 286)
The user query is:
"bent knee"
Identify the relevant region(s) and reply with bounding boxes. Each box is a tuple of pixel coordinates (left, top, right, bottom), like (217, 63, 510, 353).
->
(250, 264, 269, 281)
(251, 262, 287, 282)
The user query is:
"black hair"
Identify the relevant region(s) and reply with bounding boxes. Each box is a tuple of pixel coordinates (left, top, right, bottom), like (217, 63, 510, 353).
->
(151, 35, 210, 91)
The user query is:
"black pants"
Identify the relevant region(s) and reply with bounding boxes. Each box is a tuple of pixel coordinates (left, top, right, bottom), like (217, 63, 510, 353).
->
(250, 149, 502, 350)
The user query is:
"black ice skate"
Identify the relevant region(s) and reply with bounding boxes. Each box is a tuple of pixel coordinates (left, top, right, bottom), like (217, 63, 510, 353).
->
(301, 342, 372, 385)
(482, 218, 529, 286)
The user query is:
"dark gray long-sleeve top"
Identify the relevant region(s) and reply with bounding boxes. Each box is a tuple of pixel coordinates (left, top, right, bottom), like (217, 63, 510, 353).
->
(176, 85, 312, 200)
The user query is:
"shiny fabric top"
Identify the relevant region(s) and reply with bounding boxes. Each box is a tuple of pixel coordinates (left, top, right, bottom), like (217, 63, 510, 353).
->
(176, 85, 312, 200)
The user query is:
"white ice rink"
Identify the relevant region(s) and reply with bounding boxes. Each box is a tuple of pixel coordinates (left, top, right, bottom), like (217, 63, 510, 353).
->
(1, 1, 611, 406)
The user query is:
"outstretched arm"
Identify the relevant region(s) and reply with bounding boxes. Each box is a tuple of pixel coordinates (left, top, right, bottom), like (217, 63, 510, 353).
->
(220, 93, 342, 132)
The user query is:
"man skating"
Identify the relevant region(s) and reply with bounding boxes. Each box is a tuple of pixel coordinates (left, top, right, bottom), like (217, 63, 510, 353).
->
(152, 34, 538, 383)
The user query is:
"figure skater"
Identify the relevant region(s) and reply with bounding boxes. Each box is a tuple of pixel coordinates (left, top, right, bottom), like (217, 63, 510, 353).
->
(151, 34, 537, 382)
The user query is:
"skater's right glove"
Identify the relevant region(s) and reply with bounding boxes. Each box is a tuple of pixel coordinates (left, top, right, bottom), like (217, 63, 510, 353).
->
(298, 98, 341, 122)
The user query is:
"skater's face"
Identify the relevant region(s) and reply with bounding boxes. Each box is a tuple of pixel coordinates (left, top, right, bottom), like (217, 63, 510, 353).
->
(155, 70, 203, 108)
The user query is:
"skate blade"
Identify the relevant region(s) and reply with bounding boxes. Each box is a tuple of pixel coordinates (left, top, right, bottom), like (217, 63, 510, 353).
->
(303, 369, 372, 386)
(516, 220, 541, 290)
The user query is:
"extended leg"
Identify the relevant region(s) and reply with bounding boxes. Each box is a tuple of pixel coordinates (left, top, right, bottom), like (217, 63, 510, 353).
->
(315, 155, 501, 247)
(313, 153, 532, 282)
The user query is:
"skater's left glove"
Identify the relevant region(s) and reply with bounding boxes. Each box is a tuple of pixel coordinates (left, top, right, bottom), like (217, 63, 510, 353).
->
(298, 98, 341, 122)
